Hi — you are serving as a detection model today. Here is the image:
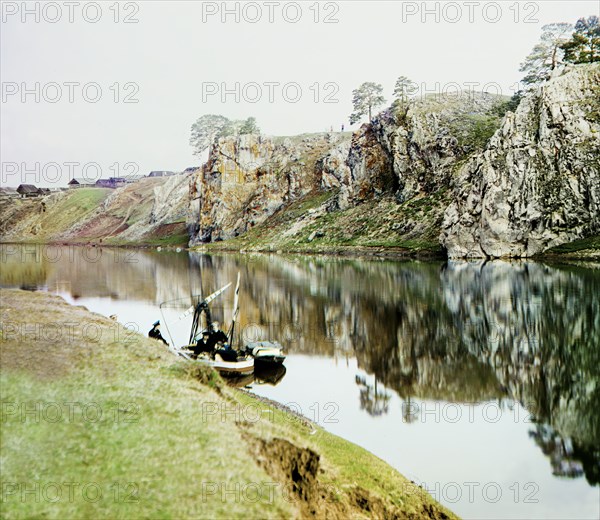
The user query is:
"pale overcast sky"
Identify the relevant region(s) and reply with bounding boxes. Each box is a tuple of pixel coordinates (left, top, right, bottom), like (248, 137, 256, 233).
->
(1, 0, 599, 186)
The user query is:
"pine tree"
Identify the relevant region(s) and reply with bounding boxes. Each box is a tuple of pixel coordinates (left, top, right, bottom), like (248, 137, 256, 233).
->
(189, 115, 260, 155)
(393, 76, 417, 102)
(520, 23, 573, 87)
(239, 117, 260, 135)
(189, 115, 230, 156)
(349, 82, 386, 124)
(561, 16, 600, 64)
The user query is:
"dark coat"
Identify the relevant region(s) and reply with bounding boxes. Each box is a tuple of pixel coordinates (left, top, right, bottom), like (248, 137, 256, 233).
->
(148, 326, 168, 345)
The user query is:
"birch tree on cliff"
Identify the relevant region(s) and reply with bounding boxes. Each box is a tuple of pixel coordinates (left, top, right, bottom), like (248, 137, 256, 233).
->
(190, 115, 261, 156)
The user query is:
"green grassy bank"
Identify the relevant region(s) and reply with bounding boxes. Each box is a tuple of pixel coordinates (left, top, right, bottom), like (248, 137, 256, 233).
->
(196, 191, 447, 259)
(0, 289, 456, 519)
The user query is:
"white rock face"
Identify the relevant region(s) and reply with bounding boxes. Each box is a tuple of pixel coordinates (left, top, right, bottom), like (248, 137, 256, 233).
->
(187, 133, 350, 244)
(186, 66, 599, 254)
(150, 172, 191, 225)
(442, 64, 600, 258)
(110, 173, 192, 241)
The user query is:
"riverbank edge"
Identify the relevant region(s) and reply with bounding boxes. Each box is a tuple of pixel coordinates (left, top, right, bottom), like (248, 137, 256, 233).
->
(0, 288, 457, 519)
(2, 238, 599, 263)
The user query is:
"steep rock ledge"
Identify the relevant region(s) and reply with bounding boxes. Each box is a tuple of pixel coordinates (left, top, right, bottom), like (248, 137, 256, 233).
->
(187, 133, 350, 245)
(187, 65, 599, 257)
(442, 64, 600, 258)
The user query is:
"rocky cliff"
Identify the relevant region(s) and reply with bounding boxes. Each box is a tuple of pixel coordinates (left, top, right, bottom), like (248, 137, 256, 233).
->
(2, 67, 597, 257)
(187, 133, 350, 245)
(344, 91, 503, 205)
(442, 64, 600, 258)
(187, 92, 506, 251)
(188, 64, 599, 258)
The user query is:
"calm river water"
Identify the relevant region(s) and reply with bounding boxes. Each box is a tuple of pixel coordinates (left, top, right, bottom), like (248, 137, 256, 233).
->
(1, 244, 598, 519)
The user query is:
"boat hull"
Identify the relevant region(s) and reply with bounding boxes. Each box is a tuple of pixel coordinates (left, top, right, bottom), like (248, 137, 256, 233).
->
(195, 354, 254, 376)
(245, 341, 286, 365)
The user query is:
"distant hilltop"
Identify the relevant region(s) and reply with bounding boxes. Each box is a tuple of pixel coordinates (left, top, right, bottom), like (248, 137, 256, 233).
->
(1, 168, 200, 194)
(0, 171, 192, 247)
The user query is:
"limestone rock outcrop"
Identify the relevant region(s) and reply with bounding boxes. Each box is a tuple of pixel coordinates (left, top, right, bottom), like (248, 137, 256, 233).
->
(345, 92, 502, 205)
(442, 64, 600, 258)
(186, 65, 599, 257)
(187, 133, 350, 244)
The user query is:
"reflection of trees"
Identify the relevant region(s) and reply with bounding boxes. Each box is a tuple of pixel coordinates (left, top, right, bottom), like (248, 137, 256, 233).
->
(529, 424, 584, 480)
(355, 375, 391, 416)
(401, 397, 419, 424)
(0, 245, 50, 289)
(4, 245, 599, 485)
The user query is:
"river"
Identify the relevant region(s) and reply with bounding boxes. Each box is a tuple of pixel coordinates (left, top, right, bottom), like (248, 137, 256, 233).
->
(1, 244, 598, 519)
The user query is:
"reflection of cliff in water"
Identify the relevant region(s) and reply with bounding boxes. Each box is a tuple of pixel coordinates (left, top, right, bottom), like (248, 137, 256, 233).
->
(2, 246, 598, 484)
(350, 260, 599, 486)
(439, 261, 599, 486)
(214, 255, 600, 485)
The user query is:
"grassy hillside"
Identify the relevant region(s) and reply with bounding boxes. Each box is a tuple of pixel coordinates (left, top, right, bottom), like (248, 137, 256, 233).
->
(0, 177, 189, 248)
(0, 189, 112, 240)
(540, 235, 600, 259)
(0, 289, 456, 519)
(198, 189, 449, 257)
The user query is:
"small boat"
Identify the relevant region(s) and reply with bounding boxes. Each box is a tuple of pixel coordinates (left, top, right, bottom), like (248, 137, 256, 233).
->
(196, 352, 254, 376)
(245, 341, 286, 365)
(161, 272, 285, 377)
(167, 279, 256, 377)
(175, 344, 255, 376)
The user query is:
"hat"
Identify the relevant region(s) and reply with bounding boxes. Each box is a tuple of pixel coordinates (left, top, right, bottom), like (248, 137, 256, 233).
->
(202, 331, 210, 336)
(153, 320, 160, 326)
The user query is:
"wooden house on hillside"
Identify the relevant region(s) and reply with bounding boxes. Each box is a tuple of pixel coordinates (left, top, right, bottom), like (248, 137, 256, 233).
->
(68, 178, 95, 188)
(17, 184, 41, 197)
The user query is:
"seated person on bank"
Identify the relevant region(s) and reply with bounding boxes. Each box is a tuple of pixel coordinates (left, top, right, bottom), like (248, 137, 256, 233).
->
(148, 320, 169, 346)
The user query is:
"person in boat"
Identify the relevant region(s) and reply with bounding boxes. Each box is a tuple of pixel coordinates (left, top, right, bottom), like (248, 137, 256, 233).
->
(215, 343, 238, 362)
(189, 331, 212, 358)
(207, 322, 238, 362)
(148, 320, 169, 346)
(206, 321, 229, 350)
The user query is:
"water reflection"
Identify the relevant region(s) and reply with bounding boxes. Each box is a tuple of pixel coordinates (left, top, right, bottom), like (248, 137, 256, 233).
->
(355, 375, 391, 416)
(1, 244, 598, 489)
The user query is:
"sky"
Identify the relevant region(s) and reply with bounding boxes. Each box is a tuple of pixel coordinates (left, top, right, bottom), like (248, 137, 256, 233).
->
(2, 0, 599, 186)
